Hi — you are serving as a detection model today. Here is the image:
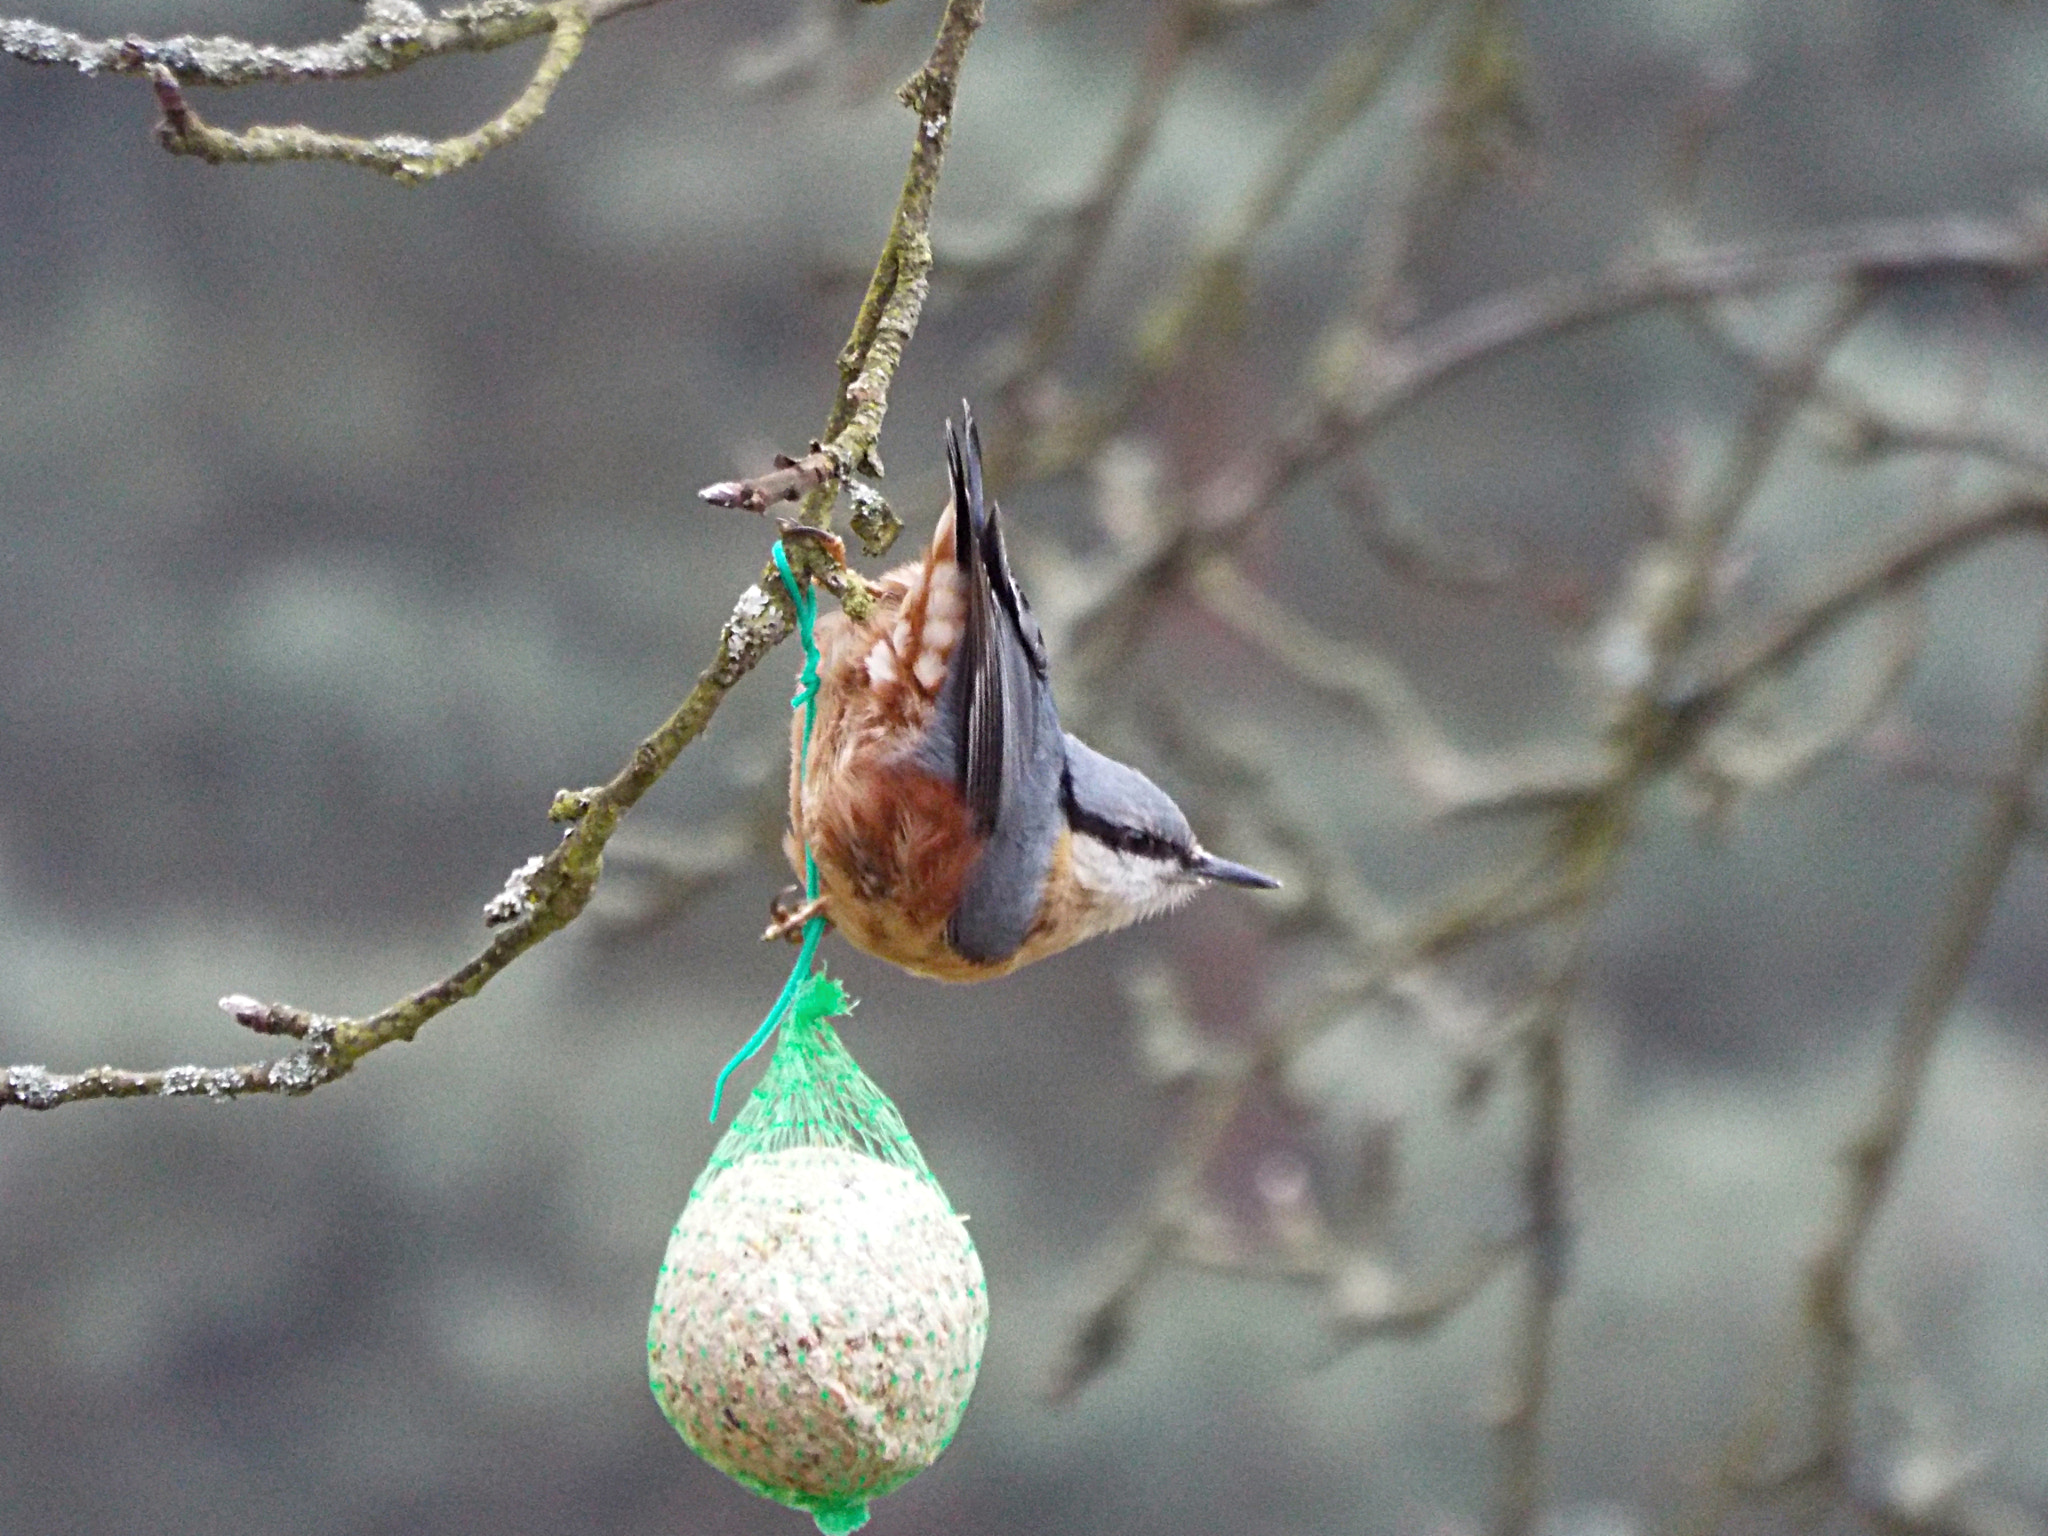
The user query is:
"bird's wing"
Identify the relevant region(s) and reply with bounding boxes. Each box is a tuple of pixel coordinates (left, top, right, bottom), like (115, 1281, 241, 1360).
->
(934, 405, 1065, 962)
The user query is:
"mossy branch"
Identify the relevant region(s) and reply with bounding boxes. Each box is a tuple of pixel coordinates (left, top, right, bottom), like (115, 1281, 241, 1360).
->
(0, 0, 985, 1113)
(700, 0, 984, 553)
(146, 2, 591, 182)
(0, 0, 652, 180)
(1, 579, 790, 1111)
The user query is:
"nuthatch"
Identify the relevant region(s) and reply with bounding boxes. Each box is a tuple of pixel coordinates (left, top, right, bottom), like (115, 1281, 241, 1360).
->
(785, 404, 1278, 982)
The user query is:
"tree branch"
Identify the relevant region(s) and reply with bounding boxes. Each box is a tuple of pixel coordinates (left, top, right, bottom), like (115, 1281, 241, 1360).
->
(0, 573, 793, 1111)
(807, 0, 982, 520)
(1679, 584, 2048, 1534)
(1194, 557, 1611, 818)
(145, 1, 590, 182)
(993, 0, 1204, 418)
(1023, 0, 1455, 482)
(1061, 213, 2048, 701)
(1674, 494, 2048, 732)
(0, 0, 653, 83)
(1799, 596, 2048, 1488)
(0, 0, 987, 1111)
(700, 0, 982, 549)
(1, 0, 672, 179)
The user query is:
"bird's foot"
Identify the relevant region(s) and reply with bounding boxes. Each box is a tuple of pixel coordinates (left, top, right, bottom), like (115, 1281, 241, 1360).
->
(775, 519, 876, 614)
(775, 519, 848, 570)
(764, 887, 831, 943)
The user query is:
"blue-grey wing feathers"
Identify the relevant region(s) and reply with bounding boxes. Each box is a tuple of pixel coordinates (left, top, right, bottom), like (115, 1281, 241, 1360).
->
(929, 405, 1067, 962)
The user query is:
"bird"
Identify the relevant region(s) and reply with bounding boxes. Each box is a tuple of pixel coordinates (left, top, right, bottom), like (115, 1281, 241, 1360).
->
(783, 403, 1278, 982)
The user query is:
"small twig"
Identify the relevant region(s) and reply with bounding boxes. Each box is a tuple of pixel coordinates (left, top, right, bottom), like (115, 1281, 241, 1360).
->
(700, 457, 904, 563)
(1671, 1305, 1816, 1536)
(1340, 469, 1527, 604)
(1324, 1231, 1525, 1350)
(1592, 285, 1873, 729)
(1490, 926, 1590, 1536)
(762, 894, 829, 944)
(1130, 0, 1453, 372)
(1833, 410, 2048, 484)
(1195, 558, 1610, 818)
(1343, 0, 1535, 346)
(145, 1, 591, 181)
(217, 995, 326, 1039)
(1687, 286, 1874, 561)
(1024, 0, 1452, 482)
(699, 447, 841, 514)
(992, 0, 1204, 424)
(802, 0, 983, 527)
(1674, 494, 2048, 733)
(1685, 287, 2048, 487)
(1685, 295, 1991, 821)
(1688, 588, 1925, 807)
(1042, 1222, 1177, 1406)
(1799, 600, 2048, 1489)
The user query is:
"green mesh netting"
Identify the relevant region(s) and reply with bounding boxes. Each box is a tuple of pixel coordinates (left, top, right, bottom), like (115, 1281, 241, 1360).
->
(693, 971, 934, 1200)
(650, 974, 987, 1536)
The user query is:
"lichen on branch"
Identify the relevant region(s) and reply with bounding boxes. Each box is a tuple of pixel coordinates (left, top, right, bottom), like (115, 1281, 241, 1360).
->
(2, 0, 627, 180)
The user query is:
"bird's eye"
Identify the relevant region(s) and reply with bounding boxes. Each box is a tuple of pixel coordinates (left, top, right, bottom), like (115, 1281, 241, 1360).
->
(1116, 828, 1174, 861)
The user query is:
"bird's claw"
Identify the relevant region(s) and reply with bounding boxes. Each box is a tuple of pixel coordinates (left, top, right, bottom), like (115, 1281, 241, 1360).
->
(764, 887, 831, 943)
(775, 520, 848, 571)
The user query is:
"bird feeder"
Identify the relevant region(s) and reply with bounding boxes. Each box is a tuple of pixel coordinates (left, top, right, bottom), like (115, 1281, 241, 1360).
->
(649, 972, 987, 1534)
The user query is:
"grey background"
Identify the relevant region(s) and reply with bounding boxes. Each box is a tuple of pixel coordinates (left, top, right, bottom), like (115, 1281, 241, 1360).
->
(3, 1, 2047, 1533)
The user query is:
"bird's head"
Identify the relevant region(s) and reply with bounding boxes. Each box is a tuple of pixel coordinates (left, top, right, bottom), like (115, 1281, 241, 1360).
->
(1050, 735, 1279, 936)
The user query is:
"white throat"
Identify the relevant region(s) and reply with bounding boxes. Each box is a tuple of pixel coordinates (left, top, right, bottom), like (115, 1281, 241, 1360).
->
(1066, 834, 1202, 939)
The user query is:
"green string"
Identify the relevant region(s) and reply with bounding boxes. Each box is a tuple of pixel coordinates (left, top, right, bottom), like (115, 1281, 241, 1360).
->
(708, 541, 829, 1122)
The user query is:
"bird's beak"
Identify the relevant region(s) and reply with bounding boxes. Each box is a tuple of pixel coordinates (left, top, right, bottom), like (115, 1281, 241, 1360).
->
(1190, 848, 1281, 889)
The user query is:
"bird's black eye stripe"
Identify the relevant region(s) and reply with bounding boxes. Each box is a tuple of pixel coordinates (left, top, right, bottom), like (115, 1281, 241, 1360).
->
(1120, 829, 1175, 860)
(1104, 824, 1174, 860)
(1063, 772, 1187, 864)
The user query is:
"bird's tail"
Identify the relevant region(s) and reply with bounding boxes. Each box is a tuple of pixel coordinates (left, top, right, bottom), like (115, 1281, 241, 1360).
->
(943, 400, 987, 571)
